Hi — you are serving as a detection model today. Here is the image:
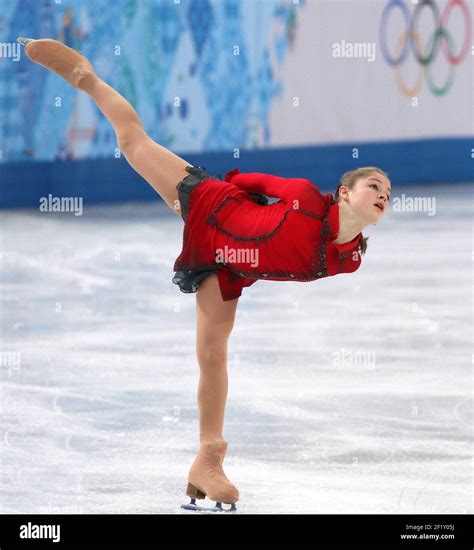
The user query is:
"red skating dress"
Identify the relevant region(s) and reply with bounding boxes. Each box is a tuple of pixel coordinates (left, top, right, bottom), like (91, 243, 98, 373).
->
(172, 167, 363, 301)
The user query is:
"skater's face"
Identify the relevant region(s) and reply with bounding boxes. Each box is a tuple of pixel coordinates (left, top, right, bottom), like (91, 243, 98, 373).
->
(341, 172, 391, 225)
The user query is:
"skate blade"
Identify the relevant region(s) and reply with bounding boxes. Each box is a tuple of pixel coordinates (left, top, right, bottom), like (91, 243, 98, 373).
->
(17, 37, 35, 46)
(180, 498, 237, 513)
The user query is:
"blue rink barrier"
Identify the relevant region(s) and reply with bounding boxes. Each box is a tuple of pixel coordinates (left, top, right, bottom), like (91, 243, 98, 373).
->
(0, 137, 472, 209)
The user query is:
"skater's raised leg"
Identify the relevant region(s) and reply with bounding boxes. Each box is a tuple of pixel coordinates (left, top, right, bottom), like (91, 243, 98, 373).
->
(183, 273, 239, 507)
(81, 76, 190, 216)
(20, 38, 190, 217)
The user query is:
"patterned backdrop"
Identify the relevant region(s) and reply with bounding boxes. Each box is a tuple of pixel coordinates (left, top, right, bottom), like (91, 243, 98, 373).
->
(0, 0, 303, 162)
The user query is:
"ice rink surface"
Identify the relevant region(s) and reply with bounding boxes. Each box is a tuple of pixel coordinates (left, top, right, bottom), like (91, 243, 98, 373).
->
(1, 182, 472, 514)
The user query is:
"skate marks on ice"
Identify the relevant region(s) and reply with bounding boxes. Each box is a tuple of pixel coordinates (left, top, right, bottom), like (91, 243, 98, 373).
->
(221, 388, 471, 514)
(1, 187, 472, 513)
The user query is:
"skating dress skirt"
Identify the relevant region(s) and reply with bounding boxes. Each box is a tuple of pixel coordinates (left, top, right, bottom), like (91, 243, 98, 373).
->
(172, 166, 363, 302)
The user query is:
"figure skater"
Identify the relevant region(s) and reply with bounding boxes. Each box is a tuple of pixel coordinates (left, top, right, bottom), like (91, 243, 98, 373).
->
(18, 38, 391, 513)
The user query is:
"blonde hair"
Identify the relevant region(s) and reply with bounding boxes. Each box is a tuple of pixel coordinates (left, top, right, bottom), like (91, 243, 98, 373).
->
(330, 166, 390, 256)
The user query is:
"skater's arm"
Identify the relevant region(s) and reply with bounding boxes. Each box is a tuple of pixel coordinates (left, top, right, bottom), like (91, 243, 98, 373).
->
(225, 169, 311, 205)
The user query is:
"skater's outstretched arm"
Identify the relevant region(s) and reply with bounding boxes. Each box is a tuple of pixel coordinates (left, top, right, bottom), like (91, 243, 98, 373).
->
(225, 170, 313, 206)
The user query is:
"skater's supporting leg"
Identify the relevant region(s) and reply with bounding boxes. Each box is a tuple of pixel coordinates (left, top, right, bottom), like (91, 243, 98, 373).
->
(195, 274, 238, 444)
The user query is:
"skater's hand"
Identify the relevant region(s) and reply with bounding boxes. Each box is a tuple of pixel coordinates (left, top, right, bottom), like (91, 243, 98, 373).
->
(248, 192, 269, 205)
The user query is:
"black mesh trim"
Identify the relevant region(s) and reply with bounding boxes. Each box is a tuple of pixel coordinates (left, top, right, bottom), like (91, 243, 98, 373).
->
(172, 267, 220, 294)
(176, 165, 223, 222)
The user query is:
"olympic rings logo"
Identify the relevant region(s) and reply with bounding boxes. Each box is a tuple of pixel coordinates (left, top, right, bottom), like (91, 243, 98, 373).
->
(379, 0, 472, 97)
